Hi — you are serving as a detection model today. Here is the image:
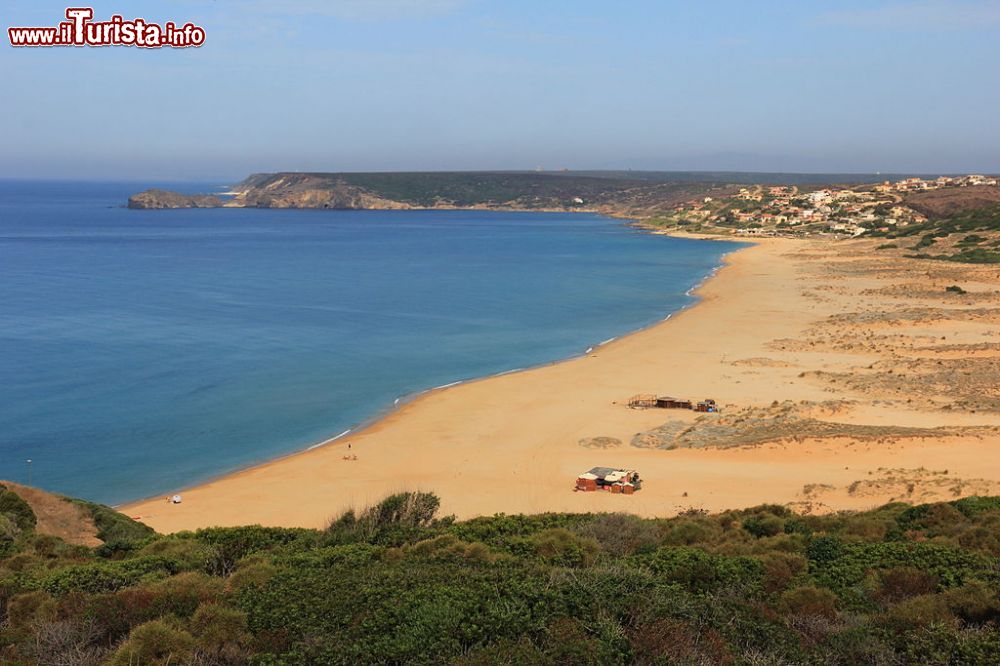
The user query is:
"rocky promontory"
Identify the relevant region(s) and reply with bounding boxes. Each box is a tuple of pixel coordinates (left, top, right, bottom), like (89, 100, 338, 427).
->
(127, 189, 224, 209)
(126, 171, 742, 217)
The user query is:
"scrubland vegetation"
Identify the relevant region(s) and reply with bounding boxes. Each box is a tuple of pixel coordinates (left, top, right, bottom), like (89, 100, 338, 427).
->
(874, 204, 1000, 264)
(2, 486, 999, 664)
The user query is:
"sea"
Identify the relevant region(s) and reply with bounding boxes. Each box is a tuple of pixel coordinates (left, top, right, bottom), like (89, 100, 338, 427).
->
(0, 181, 743, 505)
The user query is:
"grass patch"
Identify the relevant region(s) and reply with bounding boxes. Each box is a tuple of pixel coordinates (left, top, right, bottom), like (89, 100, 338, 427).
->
(66, 497, 154, 546)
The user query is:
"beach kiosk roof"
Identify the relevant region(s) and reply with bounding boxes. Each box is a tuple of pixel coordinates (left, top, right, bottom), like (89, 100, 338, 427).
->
(587, 467, 616, 477)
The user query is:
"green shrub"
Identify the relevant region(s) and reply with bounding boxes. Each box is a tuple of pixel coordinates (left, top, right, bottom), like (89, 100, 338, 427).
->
(6, 590, 57, 631)
(780, 586, 839, 620)
(108, 619, 196, 666)
(661, 516, 724, 546)
(875, 566, 938, 603)
(66, 498, 153, 548)
(743, 514, 785, 538)
(543, 617, 608, 665)
(224, 557, 278, 594)
(145, 571, 225, 618)
(0, 514, 21, 558)
(189, 525, 321, 575)
(524, 528, 599, 567)
(574, 513, 661, 556)
(40, 556, 177, 595)
(649, 546, 764, 594)
(810, 540, 990, 605)
(630, 617, 734, 665)
(881, 594, 956, 631)
(2, 491, 1000, 664)
(449, 512, 592, 548)
(944, 581, 1000, 624)
(451, 637, 550, 665)
(137, 536, 213, 571)
(192, 602, 251, 659)
(327, 492, 445, 546)
(394, 534, 499, 564)
(0, 486, 36, 532)
(760, 552, 808, 593)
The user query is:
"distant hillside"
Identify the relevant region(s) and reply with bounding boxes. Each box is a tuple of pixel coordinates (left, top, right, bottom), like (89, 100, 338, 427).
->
(903, 186, 1000, 219)
(2, 489, 1000, 664)
(129, 170, 921, 216)
(220, 171, 742, 216)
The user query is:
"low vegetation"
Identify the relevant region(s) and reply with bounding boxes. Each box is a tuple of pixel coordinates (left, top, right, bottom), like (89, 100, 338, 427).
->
(2, 488, 999, 664)
(874, 204, 1000, 264)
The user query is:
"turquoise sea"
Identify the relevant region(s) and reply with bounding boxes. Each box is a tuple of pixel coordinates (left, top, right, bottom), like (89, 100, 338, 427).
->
(0, 181, 742, 505)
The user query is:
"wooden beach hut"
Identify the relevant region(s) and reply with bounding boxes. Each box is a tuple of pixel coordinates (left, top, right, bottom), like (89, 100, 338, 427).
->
(656, 396, 693, 409)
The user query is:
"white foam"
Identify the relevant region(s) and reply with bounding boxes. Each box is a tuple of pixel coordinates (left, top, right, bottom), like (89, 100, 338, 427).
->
(308, 429, 352, 450)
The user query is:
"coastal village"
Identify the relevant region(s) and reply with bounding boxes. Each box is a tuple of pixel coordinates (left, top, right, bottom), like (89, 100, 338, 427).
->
(659, 174, 1000, 238)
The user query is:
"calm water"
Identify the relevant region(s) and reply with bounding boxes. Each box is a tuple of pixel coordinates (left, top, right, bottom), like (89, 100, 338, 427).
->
(0, 181, 742, 505)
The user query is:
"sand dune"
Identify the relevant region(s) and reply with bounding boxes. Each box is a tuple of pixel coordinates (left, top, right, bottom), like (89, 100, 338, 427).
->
(123, 237, 1000, 532)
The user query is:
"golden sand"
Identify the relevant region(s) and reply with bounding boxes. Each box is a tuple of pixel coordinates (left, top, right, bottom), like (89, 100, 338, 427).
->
(123, 237, 1000, 531)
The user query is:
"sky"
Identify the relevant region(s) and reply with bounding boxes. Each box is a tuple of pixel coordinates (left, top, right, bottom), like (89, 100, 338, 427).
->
(2, 0, 999, 180)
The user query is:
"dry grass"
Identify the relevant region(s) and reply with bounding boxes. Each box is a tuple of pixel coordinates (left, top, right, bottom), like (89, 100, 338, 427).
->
(2, 481, 101, 547)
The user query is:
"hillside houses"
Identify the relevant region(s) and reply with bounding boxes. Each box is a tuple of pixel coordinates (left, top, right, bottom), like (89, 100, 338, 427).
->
(661, 174, 995, 238)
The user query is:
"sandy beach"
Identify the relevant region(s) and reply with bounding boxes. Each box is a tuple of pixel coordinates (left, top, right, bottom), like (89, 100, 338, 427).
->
(123, 236, 1000, 532)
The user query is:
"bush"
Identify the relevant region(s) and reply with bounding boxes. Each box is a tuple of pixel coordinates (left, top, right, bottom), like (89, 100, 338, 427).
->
(0, 514, 21, 558)
(649, 547, 764, 594)
(190, 525, 321, 576)
(944, 581, 1000, 624)
(3, 491, 1000, 664)
(525, 528, 599, 567)
(875, 566, 938, 603)
(6, 590, 57, 631)
(0, 485, 37, 532)
(574, 513, 661, 556)
(881, 594, 956, 632)
(108, 619, 196, 666)
(394, 534, 498, 564)
(224, 557, 278, 594)
(192, 602, 251, 659)
(137, 536, 213, 571)
(760, 552, 808, 594)
(743, 514, 785, 538)
(41, 556, 177, 595)
(543, 617, 608, 665)
(145, 571, 225, 618)
(630, 617, 733, 665)
(327, 491, 444, 546)
(780, 586, 839, 620)
(660, 516, 723, 546)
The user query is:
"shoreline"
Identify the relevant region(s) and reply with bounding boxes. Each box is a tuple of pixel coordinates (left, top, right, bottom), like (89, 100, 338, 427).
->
(122, 233, 1000, 531)
(117, 226, 746, 510)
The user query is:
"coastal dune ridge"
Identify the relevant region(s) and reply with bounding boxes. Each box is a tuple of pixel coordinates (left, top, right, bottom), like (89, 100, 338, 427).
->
(123, 234, 1000, 532)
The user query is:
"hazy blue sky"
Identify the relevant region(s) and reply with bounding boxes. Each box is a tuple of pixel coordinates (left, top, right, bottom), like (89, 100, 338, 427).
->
(2, 0, 999, 180)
